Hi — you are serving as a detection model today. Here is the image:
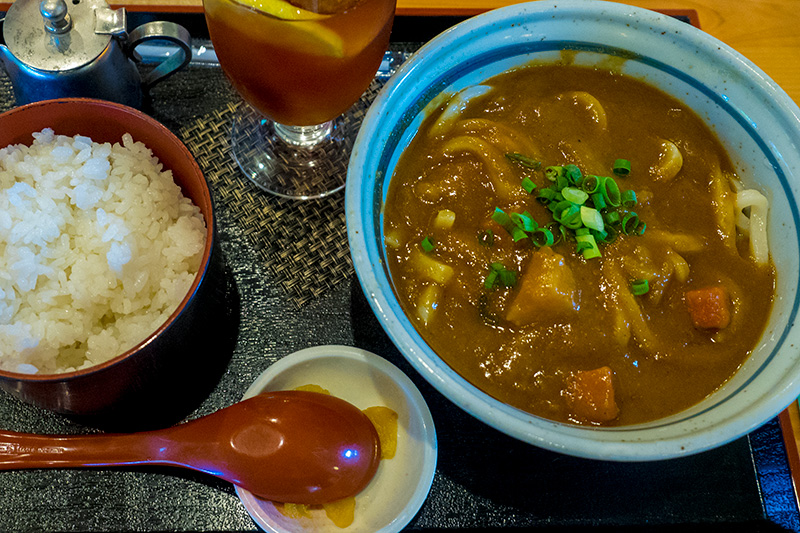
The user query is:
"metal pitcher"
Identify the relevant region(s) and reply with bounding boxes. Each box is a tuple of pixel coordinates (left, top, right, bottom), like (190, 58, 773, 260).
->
(0, 0, 192, 108)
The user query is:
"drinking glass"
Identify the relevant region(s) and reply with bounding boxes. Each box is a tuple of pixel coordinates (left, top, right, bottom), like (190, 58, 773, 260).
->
(203, 0, 396, 199)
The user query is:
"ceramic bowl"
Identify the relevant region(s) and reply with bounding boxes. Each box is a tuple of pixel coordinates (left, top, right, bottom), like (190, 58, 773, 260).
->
(236, 345, 437, 533)
(0, 98, 234, 429)
(346, 0, 800, 460)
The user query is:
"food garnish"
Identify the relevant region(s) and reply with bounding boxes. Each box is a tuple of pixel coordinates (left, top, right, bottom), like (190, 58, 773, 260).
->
(362, 406, 398, 459)
(521, 176, 537, 194)
(229, 0, 345, 58)
(321, 497, 356, 528)
(505, 152, 542, 170)
(491, 158, 646, 260)
(484, 262, 517, 290)
(631, 279, 650, 296)
(612, 158, 632, 176)
(231, 0, 330, 20)
(477, 229, 495, 247)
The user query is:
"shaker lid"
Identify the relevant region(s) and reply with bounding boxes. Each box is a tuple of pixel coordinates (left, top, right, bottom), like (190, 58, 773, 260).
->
(3, 0, 126, 71)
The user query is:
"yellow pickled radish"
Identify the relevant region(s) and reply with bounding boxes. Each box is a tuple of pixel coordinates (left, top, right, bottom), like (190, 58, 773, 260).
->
(276, 502, 313, 519)
(362, 406, 398, 459)
(322, 496, 356, 528)
(230, 0, 345, 58)
(294, 383, 332, 394)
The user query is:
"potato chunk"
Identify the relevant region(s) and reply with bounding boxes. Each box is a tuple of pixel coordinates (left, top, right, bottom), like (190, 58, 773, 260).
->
(505, 247, 578, 326)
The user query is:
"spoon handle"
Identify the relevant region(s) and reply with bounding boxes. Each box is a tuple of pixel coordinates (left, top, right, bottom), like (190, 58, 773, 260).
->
(0, 429, 177, 469)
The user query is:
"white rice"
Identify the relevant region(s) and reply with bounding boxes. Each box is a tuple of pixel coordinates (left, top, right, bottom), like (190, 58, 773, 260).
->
(0, 128, 207, 375)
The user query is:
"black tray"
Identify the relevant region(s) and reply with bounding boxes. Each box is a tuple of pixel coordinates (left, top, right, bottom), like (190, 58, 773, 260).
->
(0, 12, 798, 532)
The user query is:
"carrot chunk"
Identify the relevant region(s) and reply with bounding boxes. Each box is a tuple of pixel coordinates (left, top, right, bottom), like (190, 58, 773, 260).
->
(564, 366, 620, 424)
(685, 286, 731, 329)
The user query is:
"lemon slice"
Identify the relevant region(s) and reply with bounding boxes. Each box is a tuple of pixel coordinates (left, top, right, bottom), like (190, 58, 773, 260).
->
(233, 0, 330, 20)
(232, 0, 345, 57)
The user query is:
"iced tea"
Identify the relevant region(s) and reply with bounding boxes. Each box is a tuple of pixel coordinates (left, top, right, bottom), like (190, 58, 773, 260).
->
(204, 0, 395, 126)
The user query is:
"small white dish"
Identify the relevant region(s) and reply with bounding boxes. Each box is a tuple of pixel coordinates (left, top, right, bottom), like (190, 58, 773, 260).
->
(235, 345, 437, 533)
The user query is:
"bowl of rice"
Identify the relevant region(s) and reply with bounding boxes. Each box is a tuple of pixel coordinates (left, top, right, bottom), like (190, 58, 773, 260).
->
(0, 98, 233, 428)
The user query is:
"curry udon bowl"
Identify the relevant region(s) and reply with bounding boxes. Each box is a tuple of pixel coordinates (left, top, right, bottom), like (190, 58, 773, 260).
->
(0, 99, 235, 430)
(346, 0, 800, 460)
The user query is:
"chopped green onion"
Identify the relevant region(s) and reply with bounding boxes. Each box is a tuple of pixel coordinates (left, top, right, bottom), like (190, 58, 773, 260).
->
(561, 210, 583, 230)
(592, 228, 611, 243)
(631, 278, 649, 295)
(613, 158, 631, 176)
(510, 212, 538, 232)
(562, 187, 589, 205)
(602, 225, 619, 244)
(622, 189, 637, 208)
(603, 210, 621, 225)
(537, 188, 558, 203)
(551, 200, 574, 218)
(563, 164, 583, 184)
(591, 192, 607, 210)
(491, 207, 511, 227)
(484, 269, 499, 290)
(545, 166, 563, 182)
(581, 175, 600, 194)
(546, 222, 566, 245)
(506, 152, 541, 169)
(478, 229, 494, 247)
(600, 176, 621, 207)
(521, 176, 537, 194)
(492, 207, 535, 242)
(576, 233, 601, 259)
(511, 226, 528, 242)
(492, 207, 525, 240)
(580, 206, 605, 232)
(485, 262, 517, 290)
(420, 236, 435, 253)
(499, 268, 517, 288)
(622, 212, 646, 235)
(531, 227, 555, 247)
(554, 202, 580, 229)
(486, 160, 644, 263)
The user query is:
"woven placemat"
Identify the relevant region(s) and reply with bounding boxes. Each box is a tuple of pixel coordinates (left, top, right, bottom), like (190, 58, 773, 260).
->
(178, 78, 388, 308)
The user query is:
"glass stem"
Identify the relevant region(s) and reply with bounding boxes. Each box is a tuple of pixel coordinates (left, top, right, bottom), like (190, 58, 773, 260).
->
(274, 121, 333, 148)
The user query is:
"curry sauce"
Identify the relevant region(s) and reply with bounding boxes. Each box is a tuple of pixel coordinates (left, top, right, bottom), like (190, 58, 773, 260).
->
(383, 65, 775, 426)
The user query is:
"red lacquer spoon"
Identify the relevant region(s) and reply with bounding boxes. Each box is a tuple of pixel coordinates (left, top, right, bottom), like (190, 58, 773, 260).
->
(0, 391, 381, 504)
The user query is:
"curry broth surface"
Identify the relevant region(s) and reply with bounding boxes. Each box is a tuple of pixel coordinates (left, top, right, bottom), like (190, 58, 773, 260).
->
(383, 65, 775, 426)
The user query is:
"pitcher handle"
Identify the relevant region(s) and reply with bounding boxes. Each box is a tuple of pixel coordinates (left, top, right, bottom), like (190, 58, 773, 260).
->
(127, 21, 192, 89)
